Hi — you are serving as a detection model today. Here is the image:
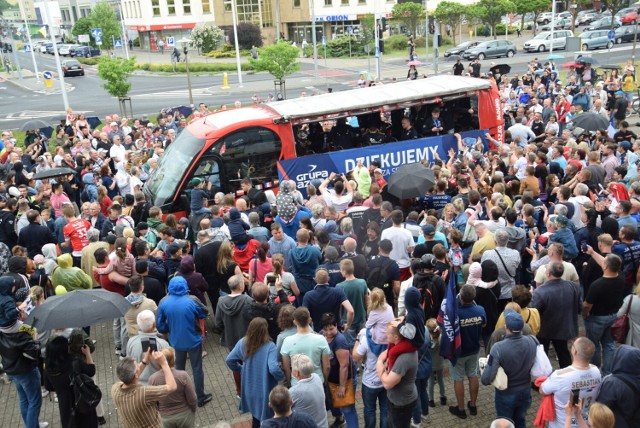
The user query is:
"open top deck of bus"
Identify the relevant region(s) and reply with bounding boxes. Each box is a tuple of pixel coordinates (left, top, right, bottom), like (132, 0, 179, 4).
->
(260, 75, 493, 125)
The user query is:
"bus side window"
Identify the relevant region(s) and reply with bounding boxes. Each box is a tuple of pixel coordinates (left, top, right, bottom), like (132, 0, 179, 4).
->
(216, 127, 281, 185)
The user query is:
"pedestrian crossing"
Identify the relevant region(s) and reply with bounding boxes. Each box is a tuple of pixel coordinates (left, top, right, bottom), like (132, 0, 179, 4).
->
(130, 87, 214, 99)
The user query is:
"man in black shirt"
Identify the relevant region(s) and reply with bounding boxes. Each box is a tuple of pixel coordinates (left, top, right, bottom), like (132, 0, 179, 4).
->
(612, 91, 628, 127)
(581, 253, 627, 374)
(530, 112, 546, 142)
(613, 121, 637, 143)
(453, 59, 464, 76)
(400, 117, 418, 140)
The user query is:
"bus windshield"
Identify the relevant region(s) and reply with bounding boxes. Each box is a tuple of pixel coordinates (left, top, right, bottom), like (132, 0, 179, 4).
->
(144, 128, 207, 207)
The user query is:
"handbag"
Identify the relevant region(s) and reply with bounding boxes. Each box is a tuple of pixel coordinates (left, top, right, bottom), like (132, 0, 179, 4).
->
(611, 296, 634, 344)
(531, 344, 553, 378)
(479, 357, 508, 390)
(327, 380, 356, 408)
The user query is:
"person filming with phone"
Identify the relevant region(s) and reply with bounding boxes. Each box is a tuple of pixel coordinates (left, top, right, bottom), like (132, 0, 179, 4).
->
(126, 310, 169, 384)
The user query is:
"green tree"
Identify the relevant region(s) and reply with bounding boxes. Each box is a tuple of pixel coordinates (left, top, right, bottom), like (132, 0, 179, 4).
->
(191, 23, 224, 53)
(512, 0, 548, 35)
(97, 56, 136, 98)
(391, 2, 425, 37)
(471, 0, 516, 39)
(249, 40, 300, 81)
(0, 0, 12, 13)
(228, 23, 263, 50)
(361, 14, 375, 50)
(71, 1, 120, 47)
(434, 2, 466, 43)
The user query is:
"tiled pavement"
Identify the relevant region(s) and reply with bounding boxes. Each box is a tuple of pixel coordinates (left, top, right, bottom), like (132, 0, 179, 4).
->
(1, 314, 557, 428)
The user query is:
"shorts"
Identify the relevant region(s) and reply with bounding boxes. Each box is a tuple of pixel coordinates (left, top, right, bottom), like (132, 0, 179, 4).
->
(450, 353, 479, 381)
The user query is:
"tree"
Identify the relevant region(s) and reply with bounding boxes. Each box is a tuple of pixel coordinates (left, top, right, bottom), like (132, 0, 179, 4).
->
(249, 40, 300, 81)
(191, 23, 224, 53)
(97, 56, 136, 98)
(228, 23, 263, 50)
(391, 2, 425, 37)
(361, 13, 375, 50)
(472, 0, 516, 39)
(71, 1, 120, 47)
(434, 2, 466, 43)
(568, 0, 593, 32)
(0, 0, 12, 13)
(606, 0, 627, 29)
(512, 0, 548, 35)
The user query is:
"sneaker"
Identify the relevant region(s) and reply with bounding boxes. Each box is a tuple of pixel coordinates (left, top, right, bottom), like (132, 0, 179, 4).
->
(53, 393, 58, 403)
(421, 414, 431, 424)
(115, 346, 121, 355)
(202, 350, 208, 358)
(428, 400, 435, 407)
(39, 423, 49, 428)
(440, 396, 447, 405)
(449, 406, 467, 419)
(410, 422, 421, 428)
(467, 401, 478, 416)
(197, 393, 213, 407)
(41, 389, 49, 398)
(97, 416, 106, 425)
(330, 416, 345, 428)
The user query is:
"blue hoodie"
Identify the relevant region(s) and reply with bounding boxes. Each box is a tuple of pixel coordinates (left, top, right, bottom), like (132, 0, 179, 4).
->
(156, 276, 208, 351)
(550, 227, 579, 260)
(289, 244, 321, 295)
(82, 173, 98, 203)
(399, 287, 426, 349)
(0, 276, 18, 327)
(596, 345, 640, 428)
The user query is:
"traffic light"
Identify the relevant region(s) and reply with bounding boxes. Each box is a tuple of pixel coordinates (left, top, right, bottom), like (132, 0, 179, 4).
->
(380, 17, 387, 31)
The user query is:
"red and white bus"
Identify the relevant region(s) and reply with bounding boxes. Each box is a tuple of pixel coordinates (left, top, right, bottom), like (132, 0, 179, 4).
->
(143, 75, 503, 215)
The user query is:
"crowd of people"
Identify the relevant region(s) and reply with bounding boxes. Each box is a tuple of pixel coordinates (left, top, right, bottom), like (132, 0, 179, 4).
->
(1, 64, 640, 428)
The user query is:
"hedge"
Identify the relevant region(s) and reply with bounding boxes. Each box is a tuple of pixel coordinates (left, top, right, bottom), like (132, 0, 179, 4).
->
(134, 62, 254, 73)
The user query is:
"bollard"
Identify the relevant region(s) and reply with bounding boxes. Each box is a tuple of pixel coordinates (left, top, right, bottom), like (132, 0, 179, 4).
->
(222, 72, 229, 89)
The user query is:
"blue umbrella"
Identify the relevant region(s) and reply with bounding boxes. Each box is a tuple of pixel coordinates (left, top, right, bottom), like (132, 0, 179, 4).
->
(38, 126, 54, 138)
(546, 54, 564, 60)
(87, 116, 102, 129)
(171, 105, 194, 118)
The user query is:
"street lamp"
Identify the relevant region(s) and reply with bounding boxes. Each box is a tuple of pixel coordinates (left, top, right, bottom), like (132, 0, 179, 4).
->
(178, 37, 193, 105)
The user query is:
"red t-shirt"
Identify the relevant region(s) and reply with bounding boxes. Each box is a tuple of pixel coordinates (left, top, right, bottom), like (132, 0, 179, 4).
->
(63, 218, 91, 255)
(233, 239, 260, 273)
(93, 266, 124, 295)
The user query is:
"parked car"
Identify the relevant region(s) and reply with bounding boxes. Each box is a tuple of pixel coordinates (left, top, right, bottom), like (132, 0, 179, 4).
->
(577, 12, 600, 26)
(615, 7, 637, 19)
(585, 17, 621, 31)
(614, 25, 640, 43)
(620, 9, 639, 25)
(57, 44, 73, 56)
(537, 12, 554, 25)
(70, 45, 101, 57)
(444, 40, 480, 57)
(45, 43, 56, 54)
(540, 21, 573, 31)
(61, 59, 84, 77)
(580, 29, 615, 50)
(462, 40, 517, 60)
(39, 42, 52, 53)
(523, 30, 574, 52)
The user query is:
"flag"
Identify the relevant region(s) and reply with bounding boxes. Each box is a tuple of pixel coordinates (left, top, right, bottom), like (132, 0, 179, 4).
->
(437, 267, 461, 365)
(38, 26, 47, 38)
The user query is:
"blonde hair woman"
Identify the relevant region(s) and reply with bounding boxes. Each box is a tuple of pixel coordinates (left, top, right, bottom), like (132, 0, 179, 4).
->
(364, 288, 394, 345)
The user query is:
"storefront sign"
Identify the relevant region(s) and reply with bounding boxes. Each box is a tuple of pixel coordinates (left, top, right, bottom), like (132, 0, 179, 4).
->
(129, 23, 196, 31)
(315, 15, 357, 22)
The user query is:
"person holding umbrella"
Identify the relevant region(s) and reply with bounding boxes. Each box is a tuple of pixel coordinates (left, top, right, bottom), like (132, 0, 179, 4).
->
(407, 64, 418, 81)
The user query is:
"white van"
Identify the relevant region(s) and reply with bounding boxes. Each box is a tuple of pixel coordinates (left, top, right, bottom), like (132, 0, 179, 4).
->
(523, 30, 574, 52)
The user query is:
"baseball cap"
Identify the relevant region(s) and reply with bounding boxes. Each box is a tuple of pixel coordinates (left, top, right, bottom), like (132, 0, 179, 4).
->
(553, 214, 569, 228)
(110, 121, 118, 126)
(421, 224, 436, 236)
(420, 254, 437, 269)
(504, 309, 524, 333)
(620, 140, 631, 151)
(190, 177, 203, 187)
(615, 90, 625, 96)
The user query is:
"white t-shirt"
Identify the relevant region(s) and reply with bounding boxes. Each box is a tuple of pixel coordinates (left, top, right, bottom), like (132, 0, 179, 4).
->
(130, 176, 143, 194)
(540, 365, 602, 428)
(381, 226, 414, 269)
(534, 261, 579, 285)
(514, 157, 528, 180)
(109, 143, 126, 162)
(322, 191, 352, 214)
(355, 328, 384, 389)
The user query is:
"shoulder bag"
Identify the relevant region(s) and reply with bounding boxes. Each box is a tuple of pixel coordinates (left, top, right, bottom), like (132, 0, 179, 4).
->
(611, 295, 634, 344)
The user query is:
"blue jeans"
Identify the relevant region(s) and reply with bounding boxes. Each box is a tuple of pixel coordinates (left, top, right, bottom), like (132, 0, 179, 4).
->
(343, 322, 363, 348)
(175, 344, 206, 401)
(584, 313, 618, 375)
(8, 367, 43, 428)
(428, 369, 445, 401)
(412, 377, 429, 423)
(495, 389, 531, 428)
(361, 384, 388, 428)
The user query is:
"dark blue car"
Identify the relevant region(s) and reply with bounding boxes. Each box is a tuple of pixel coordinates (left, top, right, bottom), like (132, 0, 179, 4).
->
(70, 45, 101, 58)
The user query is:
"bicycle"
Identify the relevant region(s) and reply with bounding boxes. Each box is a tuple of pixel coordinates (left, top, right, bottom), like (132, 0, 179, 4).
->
(632, 88, 640, 115)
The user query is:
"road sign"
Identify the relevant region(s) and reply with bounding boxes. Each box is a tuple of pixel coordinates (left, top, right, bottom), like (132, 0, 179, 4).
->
(321, 36, 326, 47)
(113, 39, 122, 48)
(608, 29, 615, 40)
(78, 34, 89, 43)
(43, 71, 53, 80)
(166, 37, 175, 47)
(24, 44, 31, 53)
(347, 26, 353, 34)
(92, 28, 102, 46)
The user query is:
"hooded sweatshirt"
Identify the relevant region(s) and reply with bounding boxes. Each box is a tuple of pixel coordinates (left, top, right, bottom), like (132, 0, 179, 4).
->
(228, 208, 250, 245)
(596, 345, 640, 428)
(215, 290, 253, 349)
(157, 276, 208, 351)
(41, 243, 59, 276)
(0, 276, 19, 327)
(399, 287, 426, 349)
(289, 245, 321, 295)
(503, 225, 526, 253)
(82, 173, 98, 203)
(51, 253, 92, 292)
(177, 255, 208, 305)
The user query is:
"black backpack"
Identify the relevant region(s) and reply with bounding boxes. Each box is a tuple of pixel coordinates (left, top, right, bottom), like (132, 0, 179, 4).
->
(71, 360, 102, 414)
(367, 257, 394, 291)
(481, 259, 499, 283)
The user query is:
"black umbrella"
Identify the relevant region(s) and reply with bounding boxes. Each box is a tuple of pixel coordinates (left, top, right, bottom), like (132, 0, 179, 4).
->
(25, 289, 130, 331)
(387, 163, 436, 199)
(577, 56, 598, 65)
(570, 113, 609, 132)
(86, 116, 102, 129)
(598, 64, 621, 70)
(31, 167, 77, 180)
(21, 119, 51, 131)
(490, 64, 511, 75)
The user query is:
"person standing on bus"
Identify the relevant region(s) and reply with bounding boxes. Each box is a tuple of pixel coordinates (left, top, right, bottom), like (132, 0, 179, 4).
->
(424, 108, 445, 137)
(400, 117, 418, 140)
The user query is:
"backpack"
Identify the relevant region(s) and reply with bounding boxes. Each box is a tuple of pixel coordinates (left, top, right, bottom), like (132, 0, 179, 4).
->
(71, 360, 102, 414)
(481, 259, 500, 283)
(367, 257, 394, 291)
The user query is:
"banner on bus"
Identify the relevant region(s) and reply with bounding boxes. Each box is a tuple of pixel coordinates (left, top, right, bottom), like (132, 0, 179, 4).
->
(278, 130, 487, 192)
